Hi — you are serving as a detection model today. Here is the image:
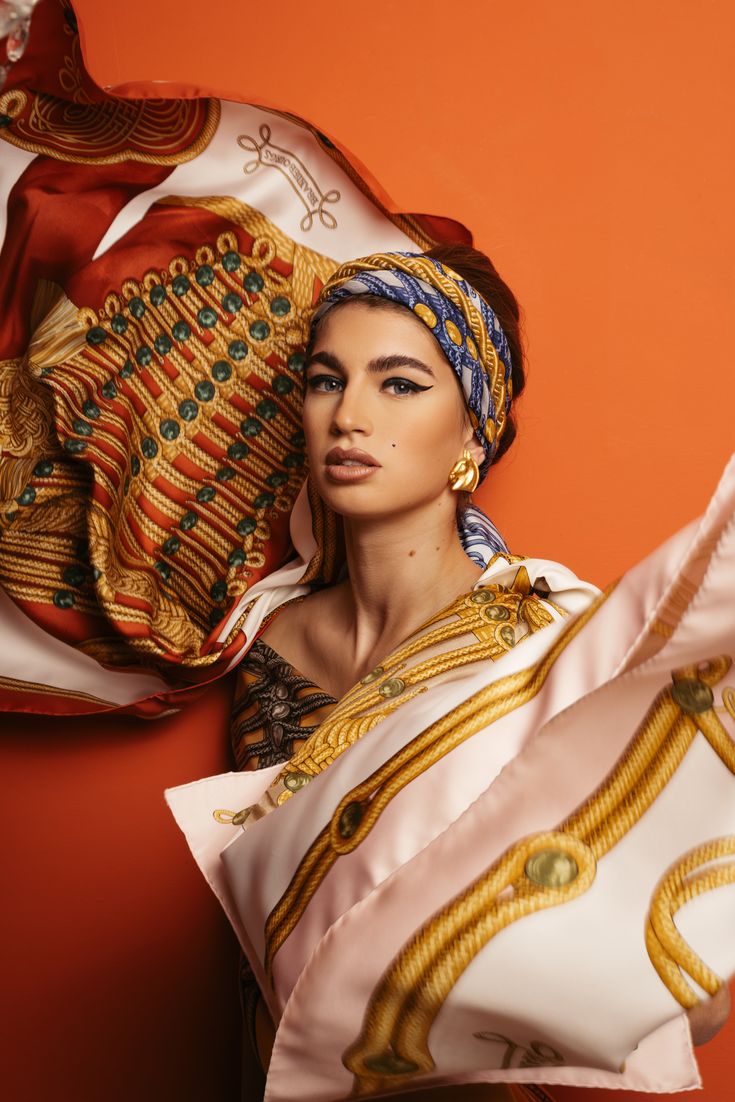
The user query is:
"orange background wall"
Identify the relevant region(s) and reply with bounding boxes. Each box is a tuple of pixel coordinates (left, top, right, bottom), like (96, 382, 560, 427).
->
(3, 1, 733, 1099)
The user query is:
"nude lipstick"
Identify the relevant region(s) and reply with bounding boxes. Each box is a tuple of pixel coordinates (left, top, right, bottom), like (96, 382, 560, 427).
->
(324, 446, 381, 483)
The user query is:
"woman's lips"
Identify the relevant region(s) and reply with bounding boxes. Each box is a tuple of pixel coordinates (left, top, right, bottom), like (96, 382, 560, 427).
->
(324, 447, 381, 483)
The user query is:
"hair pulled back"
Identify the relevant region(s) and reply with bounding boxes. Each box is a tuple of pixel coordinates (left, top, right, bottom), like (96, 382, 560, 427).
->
(424, 242, 525, 466)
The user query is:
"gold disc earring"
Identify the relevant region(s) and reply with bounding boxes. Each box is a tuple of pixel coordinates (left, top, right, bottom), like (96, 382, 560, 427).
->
(448, 449, 480, 493)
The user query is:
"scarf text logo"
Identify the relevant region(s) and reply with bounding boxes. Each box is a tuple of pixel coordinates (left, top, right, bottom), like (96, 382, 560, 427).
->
(237, 124, 340, 232)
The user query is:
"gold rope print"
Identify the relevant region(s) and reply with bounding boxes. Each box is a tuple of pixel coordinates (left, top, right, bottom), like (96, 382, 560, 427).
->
(0, 86, 220, 166)
(263, 587, 607, 976)
(342, 656, 735, 1095)
(0, 201, 337, 665)
(645, 837, 735, 1008)
(276, 568, 553, 799)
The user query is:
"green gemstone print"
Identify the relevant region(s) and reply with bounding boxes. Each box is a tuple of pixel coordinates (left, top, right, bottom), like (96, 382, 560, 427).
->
(162, 535, 180, 555)
(222, 292, 243, 314)
(154, 334, 172, 355)
(210, 580, 228, 602)
(119, 360, 134, 379)
(172, 320, 191, 342)
(227, 442, 248, 460)
(131, 456, 141, 475)
(101, 381, 117, 399)
(141, 436, 158, 459)
(82, 400, 101, 419)
(211, 360, 232, 382)
(290, 429, 306, 447)
(178, 399, 199, 422)
(111, 314, 128, 335)
(33, 459, 54, 477)
(194, 380, 215, 402)
(256, 397, 278, 420)
(283, 451, 305, 468)
(136, 345, 153, 365)
(172, 275, 190, 297)
(244, 271, 264, 293)
(86, 326, 107, 346)
(195, 264, 215, 287)
(240, 417, 262, 437)
(196, 486, 216, 503)
(179, 511, 198, 531)
(270, 296, 291, 316)
(197, 306, 218, 329)
(254, 491, 275, 509)
(129, 297, 146, 319)
(236, 516, 256, 536)
(16, 486, 36, 506)
(215, 466, 236, 482)
(228, 549, 246, 568)
(273, 375, 294, 395)
(288, 353, 306, 373)
(266, 472, 288, 488)
(149, 285, 167, 306)
(221, 250, 241, 273)
(154, 561, 171, 582)
(72, 418, 93, 437)
(249, 320, 269, 341)
(63, 564, 86, 588)
(53, 589, 75, 609)
(159, 419, 180, 441)
(64, 439, 87, 454)
(123, 476, 131, 496)
(228, 340, 248, 361)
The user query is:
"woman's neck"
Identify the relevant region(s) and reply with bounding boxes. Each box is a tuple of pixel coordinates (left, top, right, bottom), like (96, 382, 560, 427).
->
(335, 504, 483, 670)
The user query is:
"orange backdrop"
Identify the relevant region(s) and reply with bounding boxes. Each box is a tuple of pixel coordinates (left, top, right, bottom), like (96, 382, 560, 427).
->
(3, 1, 734, 1099)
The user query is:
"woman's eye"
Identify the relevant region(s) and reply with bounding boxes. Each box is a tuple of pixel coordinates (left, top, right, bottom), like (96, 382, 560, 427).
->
(306, 374, 344, 393)
(383, 377, 432, 397)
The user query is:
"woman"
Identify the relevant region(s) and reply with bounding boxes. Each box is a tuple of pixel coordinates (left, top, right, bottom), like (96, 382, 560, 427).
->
(202, 244, 732, 1101)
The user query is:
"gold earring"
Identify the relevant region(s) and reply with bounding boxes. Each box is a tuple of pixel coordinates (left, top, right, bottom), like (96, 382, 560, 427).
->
(448, 449, 480, 493)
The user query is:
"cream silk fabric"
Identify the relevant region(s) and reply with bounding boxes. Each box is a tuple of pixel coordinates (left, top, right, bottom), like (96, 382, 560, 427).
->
(167, 454, 735, 1100)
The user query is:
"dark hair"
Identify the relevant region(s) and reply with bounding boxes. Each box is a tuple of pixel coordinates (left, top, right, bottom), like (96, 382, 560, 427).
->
(306, 242, 526, 467)
(424, 243, 525, 465)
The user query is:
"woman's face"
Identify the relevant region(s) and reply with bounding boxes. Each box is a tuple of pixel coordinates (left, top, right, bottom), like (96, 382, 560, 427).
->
(303, 301, 481, 522)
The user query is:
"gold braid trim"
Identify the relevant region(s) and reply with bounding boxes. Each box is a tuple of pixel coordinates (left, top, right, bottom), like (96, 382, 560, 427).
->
(0, 287, 87, 507)
(264, 586, 611, 975)
(0, 90, 220, 166)
(279, 570, 550, 791)
(645, 837, 735, 1008)
(342, 656, 735, 1094)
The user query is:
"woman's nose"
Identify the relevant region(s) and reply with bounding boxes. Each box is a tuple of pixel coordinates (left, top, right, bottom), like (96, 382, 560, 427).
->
(330, 384, 372, 436)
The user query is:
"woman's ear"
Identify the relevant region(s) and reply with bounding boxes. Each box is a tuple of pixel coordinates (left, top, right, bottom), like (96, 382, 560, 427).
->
(463, 434, 485, 468)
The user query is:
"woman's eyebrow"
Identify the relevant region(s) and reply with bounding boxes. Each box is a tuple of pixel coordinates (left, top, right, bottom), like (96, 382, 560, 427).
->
(306, 350, 435, 378)
(367, 354, 435, 378)
(306, 350, 343, 372)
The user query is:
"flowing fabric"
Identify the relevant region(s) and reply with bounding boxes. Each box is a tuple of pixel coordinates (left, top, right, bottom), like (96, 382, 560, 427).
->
(168, 459, 735, 1100)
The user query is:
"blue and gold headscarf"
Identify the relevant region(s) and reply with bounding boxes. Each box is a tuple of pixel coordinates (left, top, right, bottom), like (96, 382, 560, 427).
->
(311, 251, 514, 478)
(310, 251, 513, 565)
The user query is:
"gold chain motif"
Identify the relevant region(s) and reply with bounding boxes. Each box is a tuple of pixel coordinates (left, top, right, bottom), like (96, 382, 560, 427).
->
(263, 586, 605, 976)
(343, 656, 735, 1095)
(645, 836, 735, 1008)
(278, 568, 553, 794)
